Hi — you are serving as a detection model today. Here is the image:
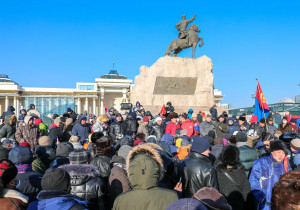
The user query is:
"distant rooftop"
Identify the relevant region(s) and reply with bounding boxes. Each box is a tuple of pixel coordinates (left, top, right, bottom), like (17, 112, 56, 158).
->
(0, 74, 19, 85)
(100, 70, 127, 79)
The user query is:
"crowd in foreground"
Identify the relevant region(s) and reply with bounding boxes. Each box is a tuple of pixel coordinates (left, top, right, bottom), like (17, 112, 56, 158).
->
(0, 102, 299, 210)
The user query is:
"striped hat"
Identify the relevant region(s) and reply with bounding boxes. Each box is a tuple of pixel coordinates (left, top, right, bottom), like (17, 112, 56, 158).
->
(69, 149, 90, 164)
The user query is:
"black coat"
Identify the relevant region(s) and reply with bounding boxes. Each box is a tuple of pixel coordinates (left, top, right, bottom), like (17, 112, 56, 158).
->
(209, 107, 218, 120)
(1, 106, 15, 122)
(34, 145, 56, 168)
(59, 164, 105, 210)
(0, 114, 16, 139)
(109, 120, 125, 141)
(175, 152, 218, 198)
(124, 115, 137, 135)
(89, 156, 111, 180)
(49, 126, 63, 142)
(150, 123, 165, 141)
(61, 124, 73, 142)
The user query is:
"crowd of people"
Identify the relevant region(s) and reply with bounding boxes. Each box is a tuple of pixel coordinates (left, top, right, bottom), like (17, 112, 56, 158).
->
(0, 101, 300, 210)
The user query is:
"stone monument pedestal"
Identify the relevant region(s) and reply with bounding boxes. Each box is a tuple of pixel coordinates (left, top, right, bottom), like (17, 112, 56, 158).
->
(130, 56, 214, 114)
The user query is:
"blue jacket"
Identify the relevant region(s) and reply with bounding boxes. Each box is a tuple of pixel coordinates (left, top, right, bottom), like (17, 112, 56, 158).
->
(292, 149, 300, 169)
(187, 109, 193, 120)
(71, 115, 91, 141)
(161, 133, 178, 156)
(249, 155, 290, 210)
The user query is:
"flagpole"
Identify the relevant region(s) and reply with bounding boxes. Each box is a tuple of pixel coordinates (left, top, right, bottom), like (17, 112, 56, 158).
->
(256, 78, 268, 133)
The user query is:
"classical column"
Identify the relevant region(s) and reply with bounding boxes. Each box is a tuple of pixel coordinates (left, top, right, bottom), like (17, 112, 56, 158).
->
(85, 98, 89, 113)
(122, 88, 127, 102)
(77, 98, 81, 114)
(93, 98, 96, 115)
(13, 96, 17, 110)
(100, 88, 104, 114)
(16, 97, 19, 118)
(41, 97, 44, 115)
(5, 96, 9, 111)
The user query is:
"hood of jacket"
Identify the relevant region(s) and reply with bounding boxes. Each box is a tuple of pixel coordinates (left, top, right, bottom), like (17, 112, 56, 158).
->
(59, 164, 100, 186)
(3, 188, 29, 203)
(5, 114, 16, 126)
(161, 133, 174, 146)
(19, 109, 27, 115)
(24, 115, 33, 125)
(126, 144, 164, 190)
(8, 146, 33, 165)
(77, 114, 87, 125)
(7, 106, 15, 112)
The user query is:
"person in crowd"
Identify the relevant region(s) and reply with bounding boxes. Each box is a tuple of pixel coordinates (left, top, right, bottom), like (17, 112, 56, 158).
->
(89, 135, 112, 182)
(235, 116, 249, 133)
(27, 168, 88, 210)
(93, 114, 109, 135)
(109, 113, 125, 143)
(165, 101, 175, 118)
(161, 133, 178, 156)
(166, 198, 207, 210)
(209, 104, 218, 121)
(174, 136, 218, 198)
(215, 145, 252, 210)
(180, 113, 194, 138)
(34, 118, 48, 136)
(33, 136, 56, 173)
(0, 146, 9, 160)
(210, 137, 224, 160)
(15, 116, 40, 150)
(71, 114, 91, 141)
(197, 111, 204, 123)
(215, 114, 229, 138)
(227, 117, 236, 136)
(249, 140, 290, 210)
(187, 108, 194, 120)
(27, 104, 40, 118)
(193, 187, 232, 210)
(175, 138, 191, 160)
(149, 116, 165, 141)
(278, 116, 293, 133)
(290, 118, 299, 133)
(8, 146, 43, 202)
(1, 139, 15, 151)
(271, 171, 300, 210)
(112, 144, 178, 210)
(235, 131, 258, 176)
(49, 141, 74, 169)
(0, 159, 29, 209)
(137, 116, 149, 140)
(249, 115, 259, 131)
(290, 138, 300, 169)
(132, 101, 144, 113)
(256, 118, 267, 140)
(284, 111, 291, 123)
(165, 112, 180, 136)
(108, 145, 132, 209)
(267, 117, 277, 136)
(124, 112, 137, 136)
(272, 110, 282, 126)
(61, 117, 73, 141)
(200, 114, 216, 137)
(18, 109, 27, 124)
(0, 114, 16, 139)
(1, 106, 15, 123)
(49, 118, 63, 142)
(59, 149, 105, 210)
(68, 135, 83, 149)
(66, 107, 77, 123)
(191, 113, 200, 136)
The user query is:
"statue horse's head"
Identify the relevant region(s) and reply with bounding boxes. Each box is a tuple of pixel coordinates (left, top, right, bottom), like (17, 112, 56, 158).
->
(188, 24, 200, 33)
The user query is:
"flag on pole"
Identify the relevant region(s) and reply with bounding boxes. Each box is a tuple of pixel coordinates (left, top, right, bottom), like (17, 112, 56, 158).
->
(104, 104, 108, 113)
(254, 79, 269, 121)
(160, 104, 166, 116)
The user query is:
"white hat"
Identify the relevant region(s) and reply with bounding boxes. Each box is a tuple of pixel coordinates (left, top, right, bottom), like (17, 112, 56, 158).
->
(155, 117, 162, 122)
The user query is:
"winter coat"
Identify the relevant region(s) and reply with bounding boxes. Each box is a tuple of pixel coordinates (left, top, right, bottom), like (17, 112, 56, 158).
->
(215, 163, 251, 210)
(278, 123, 293, 133)
(211, 144, 224, 160)
(68, 111, 77, 123)
(17, 171, 43, 202)
(49, 157, 70, 169)
(89, 156, 111, 180)
(27, 190, 88, 210)
(1, 106, 15, 122)
(267, 124, 277, 136)
(181, 119, 194, 138)
(92, 121, 108, 136)
(165, 121, 180, 136)
(109, 120, 125, 141)
(191, 121, 200, 136)
(199, 121, 216, 137)
(38, 123, 48, 136)
(197, 114, 203, 123)
(209, 107, 218, 120)
(236, 142, 259, 177)
(112, 144, 178, 210)
(291, 150, 300, 169)
(150, 123, 165, 141)
(137, 121, 149, 139)
(49, 125, 63, 142)
(235, 122, 249, 133)
(124, 113, 137, 135)
(71, 115, 91, 141)
(175, 151, 219, 198)
(272, 113, 282, 125)
(61, 123, 73, 141)
(175, 144, 191, 160)
(215, 122, 230, 138)
(27, 109, 40, 118)
(0, 114, 17, 139)
(161, 133, 178, 156)
(0, 188, 29, 210)
(34, 145, 56, 168)
(249, 155, 290, 210)
(59, 164, 105, 210)
(15, 117, 40, 150)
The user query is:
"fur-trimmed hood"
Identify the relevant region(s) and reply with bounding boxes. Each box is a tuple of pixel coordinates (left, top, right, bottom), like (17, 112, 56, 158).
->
(3, 188, 29, 203)
(217, 145, 241, 168)
(4, 114, 16, 126)
(126, 144, 164, 190)
(59, 164, 100, 186)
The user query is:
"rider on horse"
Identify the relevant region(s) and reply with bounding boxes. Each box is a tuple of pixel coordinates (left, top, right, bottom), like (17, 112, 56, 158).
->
(175, 13, 196, 44)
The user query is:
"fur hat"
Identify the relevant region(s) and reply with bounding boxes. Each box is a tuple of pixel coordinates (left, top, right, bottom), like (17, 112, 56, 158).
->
(0, 159, 18, 186)
(219, 145, 240, 167)
(291, 139, 300, 151)
(239, 116, 246, 122)
(270, 140, 286, 153)
(92, 136, 112, 157)
(169, 112, 178, 119)
(38, 136, 52, 146)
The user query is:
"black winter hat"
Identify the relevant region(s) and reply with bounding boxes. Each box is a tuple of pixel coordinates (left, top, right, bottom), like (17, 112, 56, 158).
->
(270, 140, 287, 154)
(219, 145, 240, 167)
(41, 168, 71, 191)
(235, 131, 247, 142)
(0, 159, 18, 187)
(56, 142, 74, 157)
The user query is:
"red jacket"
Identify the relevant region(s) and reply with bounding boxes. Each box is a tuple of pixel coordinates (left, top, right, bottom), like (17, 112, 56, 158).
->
(165, 122, 180, 136)
(191, 121, 200, 136)
(181, 119, 194, 138)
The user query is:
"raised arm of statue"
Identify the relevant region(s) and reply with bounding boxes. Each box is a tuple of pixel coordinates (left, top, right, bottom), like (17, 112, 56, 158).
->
(187, 14, 196, 24)
(175, 22, 181, 31)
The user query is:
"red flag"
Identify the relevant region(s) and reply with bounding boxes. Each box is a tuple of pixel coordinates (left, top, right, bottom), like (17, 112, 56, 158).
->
(104, 104, 108, 113)
(160, 105, 166, 116)
(255, 80, 269, 110)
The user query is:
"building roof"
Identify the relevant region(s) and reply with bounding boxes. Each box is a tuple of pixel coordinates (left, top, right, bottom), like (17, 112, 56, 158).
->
(100, 70, 127, 79)
(0, 74, 19, 85)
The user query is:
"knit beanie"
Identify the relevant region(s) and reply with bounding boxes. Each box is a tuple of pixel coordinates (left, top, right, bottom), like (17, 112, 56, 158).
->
(235, 131, 247, 142)
(56, 142, 74, 157)
(118, 145, 133, 161)
(291, 138, 300, 151)
(34, 118, 42, 125)
(191, 136, 210, 154)
(41, 168, 71, 191)
(69, 149, 90, 164)
(143, 116, 149, 123)
(38, 136, 52, 146)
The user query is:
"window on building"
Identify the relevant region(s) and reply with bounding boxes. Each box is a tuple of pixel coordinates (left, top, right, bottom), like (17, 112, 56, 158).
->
(79, 85, 94, 91)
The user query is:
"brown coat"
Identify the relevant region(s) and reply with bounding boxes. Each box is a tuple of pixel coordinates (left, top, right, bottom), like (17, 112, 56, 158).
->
(15, 124, 40, 150)
(278, 123, 294, 133)
(137, 121, 149, 139)
(0, 189, 28, 210)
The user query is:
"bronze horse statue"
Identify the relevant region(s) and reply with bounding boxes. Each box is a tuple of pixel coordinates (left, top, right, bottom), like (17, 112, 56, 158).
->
(165, 24, 204, 59)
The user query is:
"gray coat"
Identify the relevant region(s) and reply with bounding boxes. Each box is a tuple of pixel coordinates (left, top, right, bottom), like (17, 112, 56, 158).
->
(200, 121, 216, 137)
(267, 124, 277, 136)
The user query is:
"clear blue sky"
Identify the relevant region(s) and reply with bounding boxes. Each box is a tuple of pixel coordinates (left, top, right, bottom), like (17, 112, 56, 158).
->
(1, 1, 299, 108)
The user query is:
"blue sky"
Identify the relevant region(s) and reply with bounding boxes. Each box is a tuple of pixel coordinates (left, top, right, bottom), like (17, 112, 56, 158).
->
(1, 1, 299, 108)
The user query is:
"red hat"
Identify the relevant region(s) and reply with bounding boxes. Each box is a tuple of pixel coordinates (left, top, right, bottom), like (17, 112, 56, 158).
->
(134, 139, 144, 146)
(20, 142, 31, 149)
(143, 116, 149, 122)
(34, 118, 42, 125)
